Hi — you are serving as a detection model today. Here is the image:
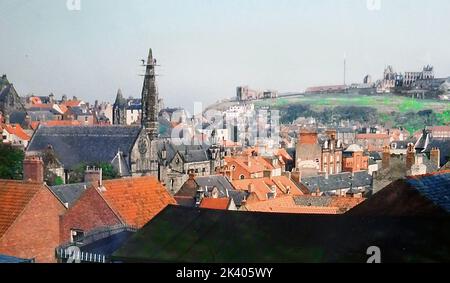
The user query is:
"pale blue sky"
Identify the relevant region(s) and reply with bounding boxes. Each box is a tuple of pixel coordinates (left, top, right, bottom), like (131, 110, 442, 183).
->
(1, 0, 450, 109)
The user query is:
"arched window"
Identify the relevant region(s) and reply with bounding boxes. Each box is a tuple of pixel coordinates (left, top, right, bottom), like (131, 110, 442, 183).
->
(239, 175, 245, 180)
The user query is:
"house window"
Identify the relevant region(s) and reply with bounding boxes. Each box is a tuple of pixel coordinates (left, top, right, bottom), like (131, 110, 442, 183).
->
(70, 229, 85, 244)
(239, 174, 245, 180)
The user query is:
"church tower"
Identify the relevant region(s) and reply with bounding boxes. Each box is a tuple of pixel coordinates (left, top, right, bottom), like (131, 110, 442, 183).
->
(141, 48, 159, 140)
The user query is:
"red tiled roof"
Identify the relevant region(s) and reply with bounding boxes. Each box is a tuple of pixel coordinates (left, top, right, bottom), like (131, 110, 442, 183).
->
(62, 100, 82, 107)
(2, 124, 31, 141)
(232, 176, 303, 202)
(30, 103, 52, 109)
(199, 198, 231, 210)
(0, 180, 42, 238)
(98, 176, 176, 228)
(244, 195, 340, 214)
(29, 97, 43, 105)
(356, 133, 389, 140)
(243, 195, 364, 214)
(30, 120, 82, 130)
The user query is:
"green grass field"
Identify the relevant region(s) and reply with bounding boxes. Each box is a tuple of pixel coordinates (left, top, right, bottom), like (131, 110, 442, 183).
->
(256, 94, 450, 116)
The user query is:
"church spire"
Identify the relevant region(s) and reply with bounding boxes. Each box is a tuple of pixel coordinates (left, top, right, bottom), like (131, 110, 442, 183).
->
(141, 48, 159, 140)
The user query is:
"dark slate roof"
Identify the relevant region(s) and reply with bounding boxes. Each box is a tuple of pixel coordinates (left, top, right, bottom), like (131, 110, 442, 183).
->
(9, 111, 27, 125)
(390, 140, 411, 149)
(407, 172, 450, 213)
(197, 176, 247, 206)
(157, 142, 210, 164)
(27, 126, 141, 169)
(68, 106, 92, 116)
(369, 152, 382, 160)
(28, 110, 57, 122)
(50, 183, 89, 207)
(301, 172, 372, 193)
(0, 254, 34, 263)
(424, 139, 450, 166)
(112, 205, 450, 263)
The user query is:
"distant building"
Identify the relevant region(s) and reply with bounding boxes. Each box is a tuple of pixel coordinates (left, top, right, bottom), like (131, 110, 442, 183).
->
(0, 75, 25, 117)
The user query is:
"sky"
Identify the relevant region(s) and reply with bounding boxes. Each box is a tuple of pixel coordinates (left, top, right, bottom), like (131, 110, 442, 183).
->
(1, 0, 450, 111)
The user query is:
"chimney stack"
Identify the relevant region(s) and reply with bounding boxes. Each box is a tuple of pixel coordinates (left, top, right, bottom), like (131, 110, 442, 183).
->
(299, 130, 318, 145)
(406, 143, 416, 170)
(430, 147, 441, 168)
(84, 166, 103, 187)
(23, 156, 44, 183)
(247, 183, 255, 193)
(382, 146, 390, 169)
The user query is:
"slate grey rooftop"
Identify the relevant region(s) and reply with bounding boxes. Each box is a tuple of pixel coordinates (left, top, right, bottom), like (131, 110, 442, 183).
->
(407, 172, 450, 213)
(50, 182, 89, 207)
(301, 171, 372, 193)
(27, 126, 141, 169)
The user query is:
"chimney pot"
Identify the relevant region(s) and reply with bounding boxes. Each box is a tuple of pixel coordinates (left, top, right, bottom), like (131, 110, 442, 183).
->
(23, 156, 44, 183)
(84, 167, 103, 187)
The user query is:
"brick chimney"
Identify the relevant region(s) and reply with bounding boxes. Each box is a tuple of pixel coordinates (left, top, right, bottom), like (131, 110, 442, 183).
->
(299, 130, 318, 145)
(382, 146, 390, 169)
(406, 143, 416, 170)
(84, 166, 103, 187)
(23, 156, 44, 183)
(247, 183, 255, 193)
(430, 147, 441, 168)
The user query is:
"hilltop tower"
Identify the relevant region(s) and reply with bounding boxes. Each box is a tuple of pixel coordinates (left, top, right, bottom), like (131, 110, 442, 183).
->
(141, 48, 159, 140)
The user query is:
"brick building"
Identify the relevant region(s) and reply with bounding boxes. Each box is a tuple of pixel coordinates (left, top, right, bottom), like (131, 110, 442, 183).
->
(0, 156, 66, 262)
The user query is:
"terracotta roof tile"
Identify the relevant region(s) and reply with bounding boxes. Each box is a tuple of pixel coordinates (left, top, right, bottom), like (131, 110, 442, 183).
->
(199, 198, 231, 210)
(232, 176, 303, 202)
(0, 180, 43, 238)
(99, 176, 176, 228)
(2, 124, 30, 141)
(244, 195, 340, 214)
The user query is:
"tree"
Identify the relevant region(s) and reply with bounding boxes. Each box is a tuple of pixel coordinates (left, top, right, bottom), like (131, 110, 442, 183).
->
(0, 144, 24, 180)
(69, 162, 119, 184)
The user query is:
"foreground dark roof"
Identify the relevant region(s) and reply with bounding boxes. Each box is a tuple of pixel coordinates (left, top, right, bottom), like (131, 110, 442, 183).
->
(112, 205, 450, 263)
(27, 126, 141, 169)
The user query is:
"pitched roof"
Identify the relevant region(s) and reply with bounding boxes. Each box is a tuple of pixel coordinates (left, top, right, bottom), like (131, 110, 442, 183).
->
(199, 198, 231, 210)
(27, 126, 141, 169)
(243, 195, 364, 214)
(356, 133, 389, 140)
(176, 175, 247, 207)
(50, 183, 89, 207)
(244, 195, 340, 214)
(349, 171, 450, 216)
(0, 180, 42, 238)
(112, 205, 450, 263)
(301, 171, 372, 193)
(98, 176, 176, 228)
(232, 176, 304, 202)
(1, 124, 30, 141)
(406, 171, 450, 213)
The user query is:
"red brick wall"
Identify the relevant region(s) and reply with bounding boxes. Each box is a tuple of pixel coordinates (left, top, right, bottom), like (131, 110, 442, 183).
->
(299, 132, 318, 145)
(59, 187, 122, 244)
(0, 188, 66, 263)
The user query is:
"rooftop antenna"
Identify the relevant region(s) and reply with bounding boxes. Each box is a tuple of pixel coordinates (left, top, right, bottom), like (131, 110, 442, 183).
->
(343, 52, 347, 86)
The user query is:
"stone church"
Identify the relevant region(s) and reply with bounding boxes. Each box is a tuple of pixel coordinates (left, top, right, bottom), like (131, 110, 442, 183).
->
(27, 49, 223, 192)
